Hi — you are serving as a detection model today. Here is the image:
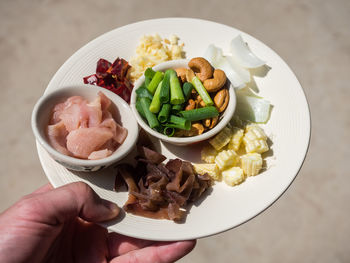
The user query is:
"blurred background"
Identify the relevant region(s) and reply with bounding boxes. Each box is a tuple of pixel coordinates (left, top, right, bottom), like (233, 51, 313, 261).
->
(1, 0, 349, 262)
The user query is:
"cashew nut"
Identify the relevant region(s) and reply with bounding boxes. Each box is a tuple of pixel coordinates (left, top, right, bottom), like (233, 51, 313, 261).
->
(209, 116, 219, 129)
(194, 94, 206, 108)
(188, 57, 213, 82)
(185, 99, 196, 111)
(174, 123, 204, 137)
(191, 123, 205, 135)
(214, 89, 229, 112)
(203, 116, 219, 129)
(203, 118, 211, 127)
(203, 69, 227, 93)
(175, 68, 187, 83)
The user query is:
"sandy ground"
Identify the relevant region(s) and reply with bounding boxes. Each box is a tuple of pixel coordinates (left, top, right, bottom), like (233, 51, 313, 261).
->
(0, 0, 349, 262)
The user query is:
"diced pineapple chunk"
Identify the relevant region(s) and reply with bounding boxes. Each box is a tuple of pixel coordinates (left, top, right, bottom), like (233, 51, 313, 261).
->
(193, 163, 221, 181)
(240, 153, 263, 176)
(209, 126, 232, 151)
(222, 167, 245, 186)
(243, 125, 269, 153)
(215, 150, 239, 171)
(227, 127, 244, 151)
(201, 144, 218, 164)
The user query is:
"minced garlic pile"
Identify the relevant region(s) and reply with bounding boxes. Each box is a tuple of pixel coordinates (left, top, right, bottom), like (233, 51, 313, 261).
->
(128, 34, 185, 82)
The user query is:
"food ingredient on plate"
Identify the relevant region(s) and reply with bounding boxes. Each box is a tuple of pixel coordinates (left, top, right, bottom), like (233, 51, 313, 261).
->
(128, 34, 185, 82)
(135, 57, 230, 137)
(83, 58, 133, 103)
(46, 92, 127, 160)
(204, 35, 266, 89)
(204, 35, 272, 123)
(114, 134, 212, 222)
(235, 88, 271, 123)
(230, 35, 266, 68)
(194, 122, 269, 186)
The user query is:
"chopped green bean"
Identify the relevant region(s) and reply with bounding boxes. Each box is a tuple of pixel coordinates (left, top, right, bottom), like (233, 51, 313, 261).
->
(140, 97, 159, 129)
(147, 71, 164, 95)
(179, 106, 219, 121)
(171, 104, 184, 114)
(169, 70, 185, 104)
(136, 99, 146, 118)
(182, 82, 194, 101)
(158, 103, 171, 123)
(145, 76, 152, 88)
(136, 87, 153, 100)
(149, 81, 163, 113)
(165, 115, 191, 130)
(163, 127, 175, 137)
(145, 68, 156, 79)
(159, 70, 171, 103)
(191, 76, 213, 106)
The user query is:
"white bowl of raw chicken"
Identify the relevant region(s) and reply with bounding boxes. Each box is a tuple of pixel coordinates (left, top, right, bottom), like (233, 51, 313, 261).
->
(31, 84, 138, 172)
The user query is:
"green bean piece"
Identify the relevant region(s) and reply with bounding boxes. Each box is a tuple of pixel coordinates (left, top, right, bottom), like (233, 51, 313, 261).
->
(145, 68, 156, 79)
(182, 82, 194, 101)
(169, 70, 185, 104)
(145, 76, 152, 88)
(171, 104, 184, 114)
(179, 106, 219, 121)
(149, 81, 163, 113)
(158, 103, 172, 123)
(191, 76, 214, 106)
(136, 86, 153, 100)
(140, 97, 160, 129)
(165, 115, 191, 130)
(136, 99, 146, 118)
(159, 70, 171, 103)
(147, 71, 164, 95)
(163, 127, 175, 137)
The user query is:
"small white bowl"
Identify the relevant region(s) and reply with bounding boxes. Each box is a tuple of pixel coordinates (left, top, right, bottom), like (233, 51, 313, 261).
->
(32, 84, 138, 172)
(130, 59, 236, 146)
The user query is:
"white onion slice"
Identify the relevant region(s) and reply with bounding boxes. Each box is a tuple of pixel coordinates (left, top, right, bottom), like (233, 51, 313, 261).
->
(230, 35, 266, 68)
(203, 44, 223, 66)
(225, 56, 251, 83)
(235, 91, 271, 123)
(215, 57, 246, 89)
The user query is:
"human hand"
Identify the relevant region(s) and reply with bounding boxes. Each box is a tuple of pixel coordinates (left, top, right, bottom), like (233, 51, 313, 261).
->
(0, 182, 196, 263)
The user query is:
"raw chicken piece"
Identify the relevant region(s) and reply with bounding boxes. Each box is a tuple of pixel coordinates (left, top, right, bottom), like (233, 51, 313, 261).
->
(60, 103, 86, 131)
(66, 127, 114, 159)
(85, 95, 103, 127)
(88, 149, 113, 160)
(51, 102, 66, 124)
(47, 92, 128, 160)
(47, 121, 70, 156)
(100, 116, 128, 144)
(99, 92, 111, 111)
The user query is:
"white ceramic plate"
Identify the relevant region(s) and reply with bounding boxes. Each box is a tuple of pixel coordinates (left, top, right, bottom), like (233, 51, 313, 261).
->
(37, 18, 310, 241)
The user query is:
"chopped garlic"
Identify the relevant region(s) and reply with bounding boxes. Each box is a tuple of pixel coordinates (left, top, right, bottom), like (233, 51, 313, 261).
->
(128, 34, 185, 82)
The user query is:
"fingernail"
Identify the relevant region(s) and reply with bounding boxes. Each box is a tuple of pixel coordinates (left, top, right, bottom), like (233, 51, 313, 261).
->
(102, 200, 120, 215)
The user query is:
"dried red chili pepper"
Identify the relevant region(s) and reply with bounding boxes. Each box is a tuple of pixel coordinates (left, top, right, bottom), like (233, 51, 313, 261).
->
(83, 57, 133, 103)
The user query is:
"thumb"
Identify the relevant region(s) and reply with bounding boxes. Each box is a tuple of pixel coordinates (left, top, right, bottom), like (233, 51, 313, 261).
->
(21, 182, 120, 224)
